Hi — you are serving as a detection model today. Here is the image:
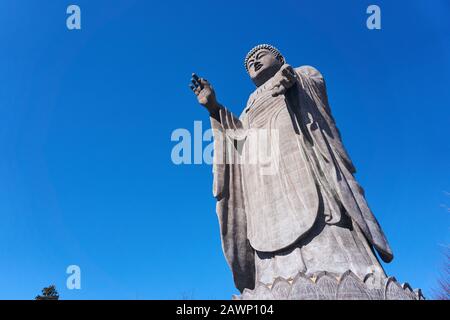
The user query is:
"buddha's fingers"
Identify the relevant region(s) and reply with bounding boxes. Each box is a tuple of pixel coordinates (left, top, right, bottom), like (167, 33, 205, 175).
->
(271, 84, 286, 97)
(192, 73, 204, 89)
(189, 83, 202, 96)
(281, 65, 296, 80)
(198, 78, 209, 87)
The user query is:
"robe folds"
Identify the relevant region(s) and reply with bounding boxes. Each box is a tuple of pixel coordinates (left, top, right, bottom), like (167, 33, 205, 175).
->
(210, 66, 393, 292)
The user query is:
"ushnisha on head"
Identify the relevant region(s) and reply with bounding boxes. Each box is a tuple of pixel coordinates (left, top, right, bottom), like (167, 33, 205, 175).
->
(244, 44, 286, 87)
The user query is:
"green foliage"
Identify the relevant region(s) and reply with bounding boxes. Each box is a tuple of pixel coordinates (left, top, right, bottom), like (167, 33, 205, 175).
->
(35, 285, 59, 300)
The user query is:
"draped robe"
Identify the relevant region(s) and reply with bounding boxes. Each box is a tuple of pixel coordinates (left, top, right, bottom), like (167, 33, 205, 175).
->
(210, 66, 393, 292)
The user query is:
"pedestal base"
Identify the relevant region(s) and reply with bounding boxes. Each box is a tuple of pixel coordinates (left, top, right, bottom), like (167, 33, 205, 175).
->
(233, 270, 424, 300)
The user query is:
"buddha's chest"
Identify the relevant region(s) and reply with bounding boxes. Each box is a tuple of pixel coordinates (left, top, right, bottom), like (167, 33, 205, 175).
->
(241, 90, 289, 129)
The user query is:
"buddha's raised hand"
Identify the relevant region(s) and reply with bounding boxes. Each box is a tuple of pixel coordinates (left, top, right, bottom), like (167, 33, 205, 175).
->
(270, 64, 298, 97)
(190, 73, 220, 115)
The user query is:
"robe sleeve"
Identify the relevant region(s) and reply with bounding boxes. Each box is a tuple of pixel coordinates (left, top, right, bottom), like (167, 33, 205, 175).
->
(210, 107, 256, 292)
(295, 66, 394, 263)
(295, 66, 356, 174)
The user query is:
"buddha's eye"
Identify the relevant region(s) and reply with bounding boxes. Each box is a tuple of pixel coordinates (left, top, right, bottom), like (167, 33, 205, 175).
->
(256, 51, 267, 60)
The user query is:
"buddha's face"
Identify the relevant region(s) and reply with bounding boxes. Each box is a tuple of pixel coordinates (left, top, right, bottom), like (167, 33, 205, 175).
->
(246, 49, 283, 87)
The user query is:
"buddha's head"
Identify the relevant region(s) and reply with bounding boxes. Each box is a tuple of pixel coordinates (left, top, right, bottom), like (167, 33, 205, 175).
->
(245, 44, 285, 87)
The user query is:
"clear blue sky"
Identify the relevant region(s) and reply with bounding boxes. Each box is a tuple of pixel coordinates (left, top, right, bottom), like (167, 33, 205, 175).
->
(0, 1, 449, 299)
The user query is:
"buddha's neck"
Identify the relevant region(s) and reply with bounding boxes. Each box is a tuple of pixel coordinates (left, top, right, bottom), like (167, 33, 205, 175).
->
(253, 65, 282, 87)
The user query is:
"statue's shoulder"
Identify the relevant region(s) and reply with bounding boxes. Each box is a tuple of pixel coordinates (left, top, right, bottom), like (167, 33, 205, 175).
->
(295, 65, 324, 82)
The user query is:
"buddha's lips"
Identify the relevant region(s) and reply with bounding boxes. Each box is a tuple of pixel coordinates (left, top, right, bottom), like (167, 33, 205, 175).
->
(254, 63, 263, 72)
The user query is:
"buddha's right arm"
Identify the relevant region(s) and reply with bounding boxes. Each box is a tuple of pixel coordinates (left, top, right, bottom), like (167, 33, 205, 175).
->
(208, 103, 221, 122)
